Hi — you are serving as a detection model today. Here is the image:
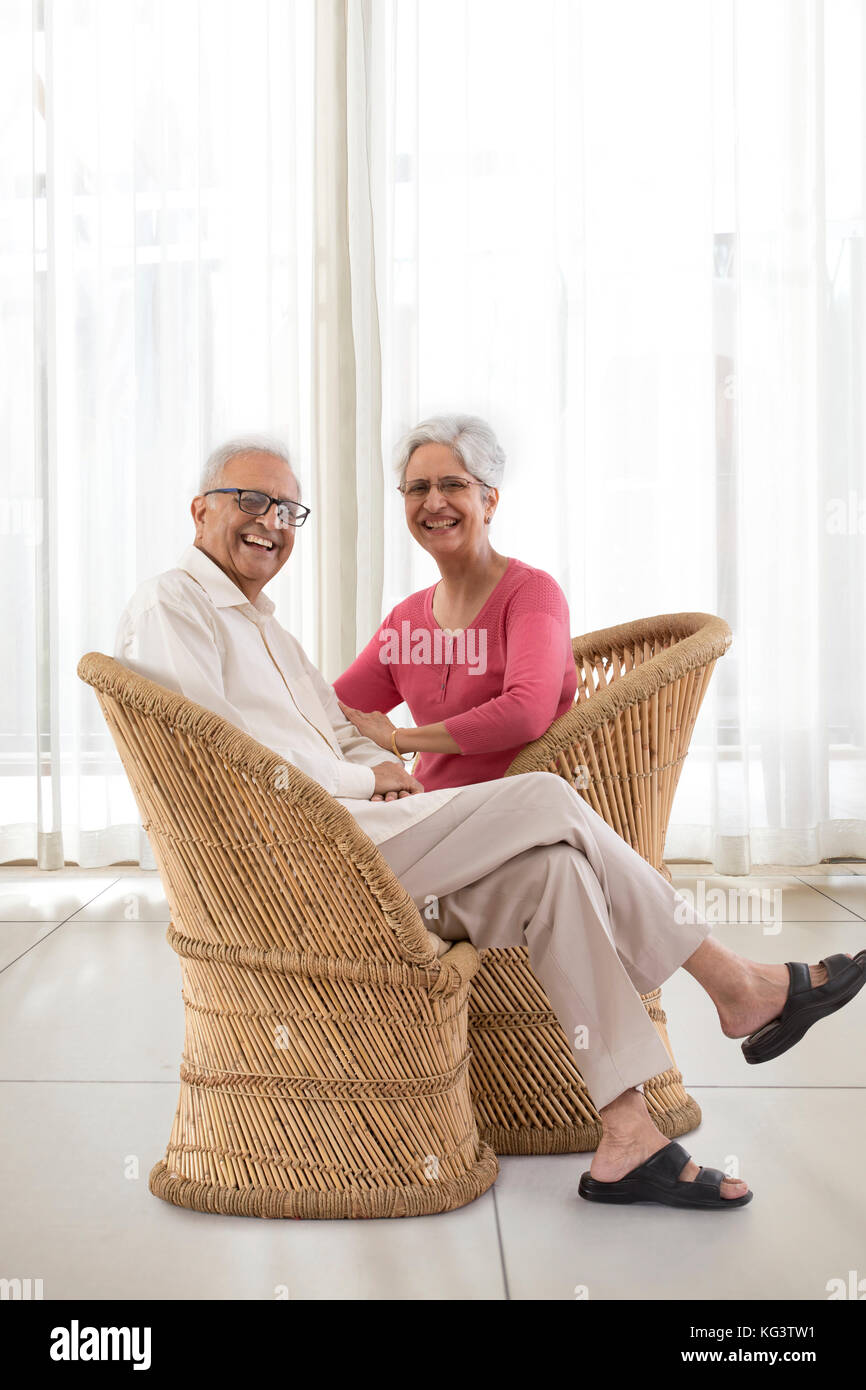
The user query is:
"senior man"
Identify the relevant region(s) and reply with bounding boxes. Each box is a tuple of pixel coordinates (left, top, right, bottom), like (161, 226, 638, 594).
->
(116, 436, 866, 1211)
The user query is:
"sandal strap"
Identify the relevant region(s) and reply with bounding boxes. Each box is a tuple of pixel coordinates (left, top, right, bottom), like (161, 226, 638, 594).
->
(822, 952, 861, 981)
(693, 1166, 726, 1189)
(786, 961, 811, 996)
(633, 1141, 692, 1183)
(787, 954, 862, 1004)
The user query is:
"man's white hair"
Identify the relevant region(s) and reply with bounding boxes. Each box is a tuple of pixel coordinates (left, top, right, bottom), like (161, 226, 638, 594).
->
(393, 414, 506, 491)
(199, 435, 301, 501)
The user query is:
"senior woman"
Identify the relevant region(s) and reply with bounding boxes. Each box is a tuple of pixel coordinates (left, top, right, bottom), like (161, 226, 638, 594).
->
(334, 414, 576, 794)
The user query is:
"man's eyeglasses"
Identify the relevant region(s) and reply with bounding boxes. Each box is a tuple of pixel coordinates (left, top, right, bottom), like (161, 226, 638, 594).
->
(398, 477, 486, 500)
(204, 488, 311, 528)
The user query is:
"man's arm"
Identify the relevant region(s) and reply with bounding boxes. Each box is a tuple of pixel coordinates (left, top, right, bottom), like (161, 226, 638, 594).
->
(116, 594, 254, 733)
(116, 595, 380, 800)
(293, 638, 406, 773)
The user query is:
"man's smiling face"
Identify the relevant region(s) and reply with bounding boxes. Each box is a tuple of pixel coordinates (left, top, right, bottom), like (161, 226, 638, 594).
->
(190, 451, 301, 601)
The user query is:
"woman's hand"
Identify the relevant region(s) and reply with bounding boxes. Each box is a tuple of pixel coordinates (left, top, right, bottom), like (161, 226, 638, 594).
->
(337, 700, 399, 751)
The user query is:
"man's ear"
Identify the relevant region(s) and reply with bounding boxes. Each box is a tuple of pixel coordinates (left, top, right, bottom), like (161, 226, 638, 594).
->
(190, 494, 207, 538)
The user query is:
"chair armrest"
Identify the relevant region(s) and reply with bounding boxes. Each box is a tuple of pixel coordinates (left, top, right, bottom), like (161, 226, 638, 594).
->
(572, 611, 731, 678)
(429, 939, 482, 997)
(78, 651, 457, 980)
(506, 611, 731, 777)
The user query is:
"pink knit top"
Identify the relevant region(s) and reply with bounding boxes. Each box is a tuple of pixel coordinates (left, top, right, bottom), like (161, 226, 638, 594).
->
(333, 558, 577, 791)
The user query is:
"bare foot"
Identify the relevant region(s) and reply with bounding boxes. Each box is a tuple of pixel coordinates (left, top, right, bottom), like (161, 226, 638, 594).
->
(715, 956, 853, 1040)
(592, 1088, 749, 1200)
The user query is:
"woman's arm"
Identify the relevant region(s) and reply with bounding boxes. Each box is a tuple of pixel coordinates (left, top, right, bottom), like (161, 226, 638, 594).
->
(335, 705, 461, 755)
(441, 605, 571, 752)
(332, 611, 402, 714)
(338, 574, 574, 756)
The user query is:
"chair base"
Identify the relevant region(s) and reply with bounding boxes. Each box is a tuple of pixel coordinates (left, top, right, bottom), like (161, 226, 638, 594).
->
(476, 1096, 702, 1156)
(468, 948, 703, 1156)
(149, 1145, 500, 1220)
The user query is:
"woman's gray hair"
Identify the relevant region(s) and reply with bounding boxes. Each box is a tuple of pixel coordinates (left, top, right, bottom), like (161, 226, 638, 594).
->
(199, 435, 301, 502)
(393, 415, 506, 492)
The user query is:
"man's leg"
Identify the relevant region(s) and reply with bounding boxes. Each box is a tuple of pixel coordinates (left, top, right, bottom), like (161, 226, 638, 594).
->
(382, 771, 714, 995)
(378, 771, 753, 1198)
(420, 841, 674, 1111)
(379, 773, 699, 1111)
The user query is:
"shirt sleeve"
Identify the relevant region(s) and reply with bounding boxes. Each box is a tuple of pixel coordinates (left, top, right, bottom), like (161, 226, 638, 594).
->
(115, 595, 254, 734)
(292, 636, 403, 786)
(115, 596, 380, 802)
(442, 576, 574, 754)
(332, 610, 403, 714)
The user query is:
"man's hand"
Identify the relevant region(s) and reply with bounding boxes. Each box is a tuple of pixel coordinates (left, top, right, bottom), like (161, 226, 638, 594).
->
(371, 762, 424, 802)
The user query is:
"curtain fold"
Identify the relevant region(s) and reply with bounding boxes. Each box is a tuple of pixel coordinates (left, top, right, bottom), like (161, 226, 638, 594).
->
(2, 0, 864, 871)
(365, 0, 866, 872)
(313, 0, 386, 680)
(1, 0, 315, 867)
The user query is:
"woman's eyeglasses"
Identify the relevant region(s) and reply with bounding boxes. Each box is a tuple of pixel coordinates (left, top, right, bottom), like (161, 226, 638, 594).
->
(398, 477, 485, 500)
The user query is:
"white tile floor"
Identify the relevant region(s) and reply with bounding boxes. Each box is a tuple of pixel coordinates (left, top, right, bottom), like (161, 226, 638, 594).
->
(1, 862, 864, 1301)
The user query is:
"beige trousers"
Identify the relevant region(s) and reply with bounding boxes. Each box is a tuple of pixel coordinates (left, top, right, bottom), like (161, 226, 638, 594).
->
(377, 771, 713, 1110)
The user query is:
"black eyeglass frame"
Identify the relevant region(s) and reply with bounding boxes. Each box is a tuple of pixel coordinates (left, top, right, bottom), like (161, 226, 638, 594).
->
(204, 487, 311, 527)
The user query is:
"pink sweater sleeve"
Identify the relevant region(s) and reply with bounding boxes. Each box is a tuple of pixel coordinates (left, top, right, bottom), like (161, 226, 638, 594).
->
(443, 576, 573, 754)
(333, 610, 402, 714)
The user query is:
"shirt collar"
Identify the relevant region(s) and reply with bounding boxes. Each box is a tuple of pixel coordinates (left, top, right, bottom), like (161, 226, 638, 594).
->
(177, 544, 276, 618)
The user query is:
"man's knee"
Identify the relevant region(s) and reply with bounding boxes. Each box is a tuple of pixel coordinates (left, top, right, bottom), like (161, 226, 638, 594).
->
(516, 769, 582, 806)
(517, 840, 590, 892)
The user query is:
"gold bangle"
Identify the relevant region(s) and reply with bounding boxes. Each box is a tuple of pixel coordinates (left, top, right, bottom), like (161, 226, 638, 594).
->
(391, 728, 412, 761)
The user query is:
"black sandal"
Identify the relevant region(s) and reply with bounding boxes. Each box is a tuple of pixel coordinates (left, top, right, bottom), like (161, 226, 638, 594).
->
(741, 950, 866, 1065)
(578, 1140, 752, 1209)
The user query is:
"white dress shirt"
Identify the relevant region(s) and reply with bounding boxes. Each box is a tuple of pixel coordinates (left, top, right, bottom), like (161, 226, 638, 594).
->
(114, 545, 463, 851)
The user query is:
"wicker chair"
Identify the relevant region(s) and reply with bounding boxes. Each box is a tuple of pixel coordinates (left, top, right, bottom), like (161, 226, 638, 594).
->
(466, 612, 733, 1156)
(78, 652, 498, 1219)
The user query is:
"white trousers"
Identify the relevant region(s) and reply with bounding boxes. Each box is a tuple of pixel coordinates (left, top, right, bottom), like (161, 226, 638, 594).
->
(377, 771, 712, 1110)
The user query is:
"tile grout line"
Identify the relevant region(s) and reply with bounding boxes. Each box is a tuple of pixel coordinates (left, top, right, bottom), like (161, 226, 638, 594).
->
(789, 875, 866, 922)
(0, 877, 124, 976)
(490, 1182, 511, 1300)
(677, 1084, 866, 1090)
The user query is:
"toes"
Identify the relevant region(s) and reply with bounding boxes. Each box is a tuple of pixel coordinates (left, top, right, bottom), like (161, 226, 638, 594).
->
(721, 1176, 748, 1197)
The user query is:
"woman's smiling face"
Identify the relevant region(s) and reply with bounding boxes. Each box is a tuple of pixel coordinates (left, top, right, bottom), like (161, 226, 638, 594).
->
(402, 442, 496, 555)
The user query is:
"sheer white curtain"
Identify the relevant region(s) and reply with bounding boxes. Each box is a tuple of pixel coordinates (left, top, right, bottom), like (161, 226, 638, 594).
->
(363, 0, 866, 871)
(3, 0, 865, 873)
(312, 0, 387, 678)
(1, 0, 315, 867)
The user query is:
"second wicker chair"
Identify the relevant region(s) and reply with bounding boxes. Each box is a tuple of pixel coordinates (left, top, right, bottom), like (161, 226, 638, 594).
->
(466, 611, 733, 1155)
